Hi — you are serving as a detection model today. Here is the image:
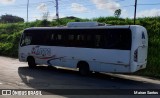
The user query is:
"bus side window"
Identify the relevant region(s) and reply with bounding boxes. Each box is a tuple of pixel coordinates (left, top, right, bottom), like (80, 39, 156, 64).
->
(67, 34, 75, 47)
(68, 34, 74, 41)
(85, 34, 94, 48)
(95, 34, 104, 48)
(24, 36, 32, 45)
(50, 31, 64, 46)
(21, 33, 32, 46)
(95, 35, 101, 47)
(106, 29, 131, 50)
(77, 34, 85, 41)
(105, 29, 120, 49)
(121, 29, 131, 50)
(51, 34, 62, 41)
(43, 33, 50, 45)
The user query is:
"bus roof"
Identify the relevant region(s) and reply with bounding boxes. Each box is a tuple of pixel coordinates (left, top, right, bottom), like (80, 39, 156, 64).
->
(24, 22, 142, 31)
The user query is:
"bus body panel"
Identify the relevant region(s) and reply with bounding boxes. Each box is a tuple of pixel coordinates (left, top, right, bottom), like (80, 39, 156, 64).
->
(138, 46, 147, 64)
(130, 25, 148, 72)
(19, 24, 148, 73)
(19, 45, 131, 72)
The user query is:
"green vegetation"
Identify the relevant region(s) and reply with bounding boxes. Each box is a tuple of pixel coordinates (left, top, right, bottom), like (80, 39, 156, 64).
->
(0, 16, 160, 78)
(0, 14, 24, 23)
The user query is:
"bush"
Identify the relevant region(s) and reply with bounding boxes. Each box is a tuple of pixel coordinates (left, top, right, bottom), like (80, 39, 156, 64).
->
(0, 31, 22, 57)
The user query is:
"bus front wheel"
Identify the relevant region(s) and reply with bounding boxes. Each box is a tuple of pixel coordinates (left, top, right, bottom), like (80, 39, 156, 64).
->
(27, 57, 36, 68)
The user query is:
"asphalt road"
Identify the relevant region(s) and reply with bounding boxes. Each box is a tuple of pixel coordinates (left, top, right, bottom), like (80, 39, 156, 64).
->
(0, 56, 160, 98)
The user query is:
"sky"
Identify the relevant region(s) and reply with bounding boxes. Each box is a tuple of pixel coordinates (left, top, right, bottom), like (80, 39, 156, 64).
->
(0, 0, 160, 22)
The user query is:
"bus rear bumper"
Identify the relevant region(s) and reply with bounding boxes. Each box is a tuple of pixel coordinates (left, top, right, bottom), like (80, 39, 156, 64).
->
(133, 63, 147, 72)
(130, 62, 147, 73)
(137, 63, 147, 70)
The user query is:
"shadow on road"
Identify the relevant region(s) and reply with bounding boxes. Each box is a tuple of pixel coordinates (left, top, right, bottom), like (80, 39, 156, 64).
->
(18, 66, 160, 96)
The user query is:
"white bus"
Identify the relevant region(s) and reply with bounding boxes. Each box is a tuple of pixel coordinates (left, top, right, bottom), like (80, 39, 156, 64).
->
(19, 22, 148, 75)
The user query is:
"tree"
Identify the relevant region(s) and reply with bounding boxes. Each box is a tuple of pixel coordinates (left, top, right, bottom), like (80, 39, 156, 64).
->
(0, 14, 24, 23)
(114, 9, 121, 18)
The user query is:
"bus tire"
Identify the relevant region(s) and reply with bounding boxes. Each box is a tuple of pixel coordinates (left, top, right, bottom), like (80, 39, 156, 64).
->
(78, 62, 90, 76)
(27, 57, 36, 68)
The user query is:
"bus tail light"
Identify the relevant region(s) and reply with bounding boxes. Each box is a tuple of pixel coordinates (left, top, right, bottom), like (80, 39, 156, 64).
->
(134, 49, 138, 62)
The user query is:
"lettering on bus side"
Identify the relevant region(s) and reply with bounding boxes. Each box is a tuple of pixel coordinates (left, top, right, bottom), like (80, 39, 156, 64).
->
(142, 32, 145, 39)
(31, 46, 51, 56)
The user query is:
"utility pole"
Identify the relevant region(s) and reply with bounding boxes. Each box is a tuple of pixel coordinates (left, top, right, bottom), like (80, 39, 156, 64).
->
(27, 0, 29, 22)
(134, 0, 137, 25)
(55, 0, 59, 20)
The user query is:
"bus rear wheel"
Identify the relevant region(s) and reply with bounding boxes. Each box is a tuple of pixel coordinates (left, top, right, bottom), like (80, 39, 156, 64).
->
(27, 57, 36, 68)
(78, 62, 90, 76)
